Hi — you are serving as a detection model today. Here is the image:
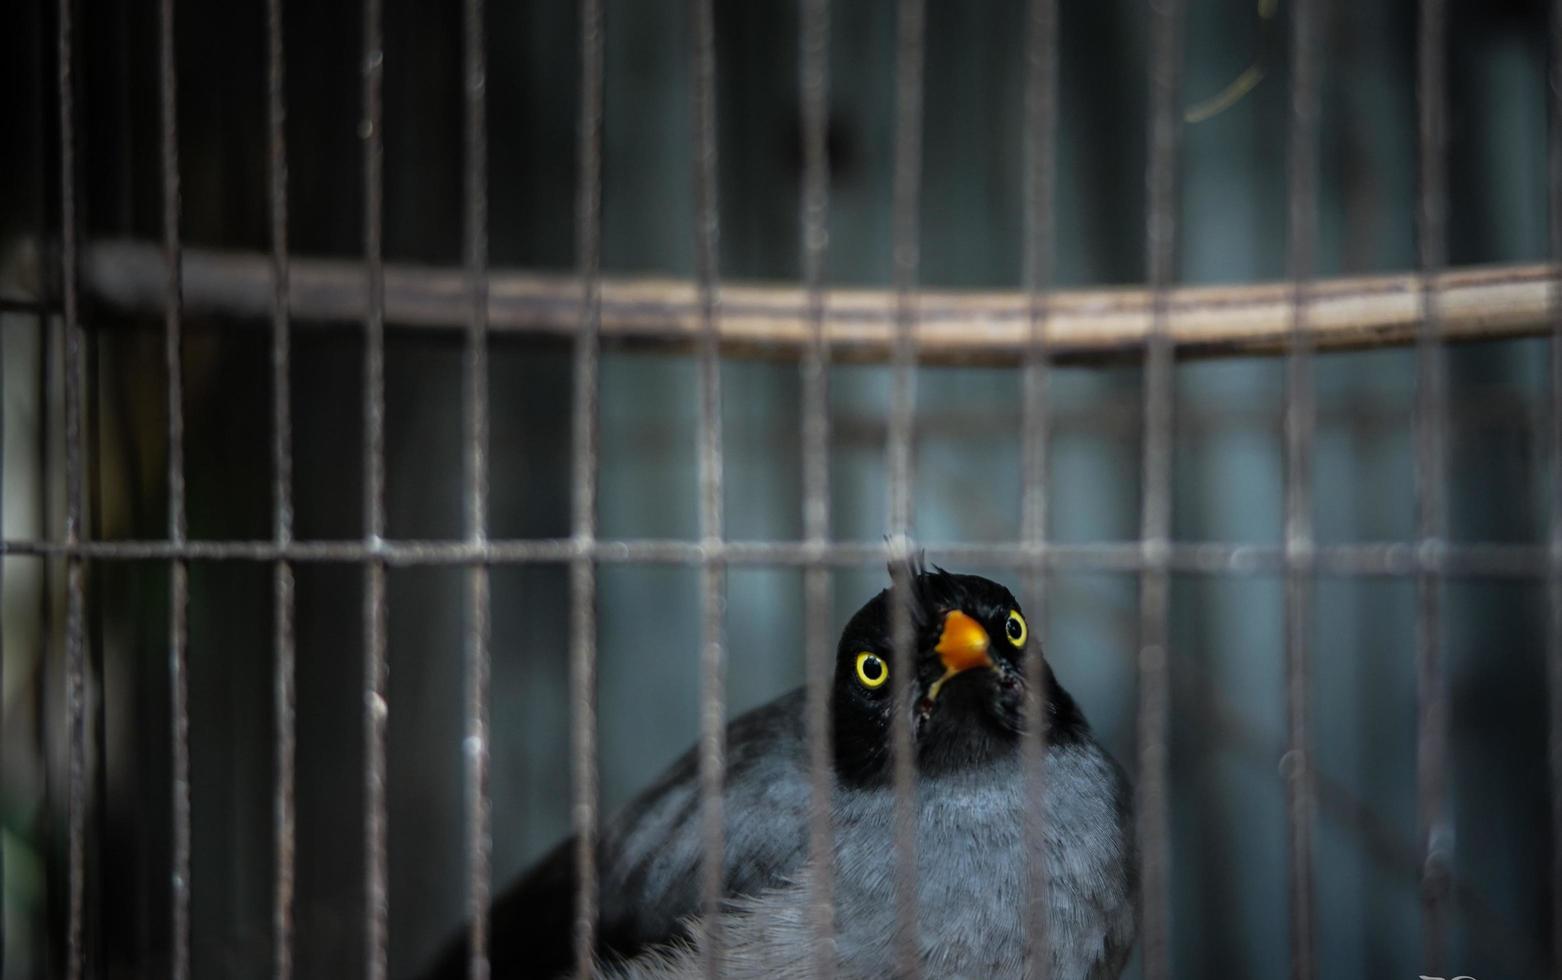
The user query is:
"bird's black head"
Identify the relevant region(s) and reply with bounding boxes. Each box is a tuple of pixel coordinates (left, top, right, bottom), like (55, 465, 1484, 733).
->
(830, 561, 1086, 785)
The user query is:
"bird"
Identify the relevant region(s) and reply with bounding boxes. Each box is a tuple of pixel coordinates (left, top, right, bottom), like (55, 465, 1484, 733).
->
(423, 562, 1136, 979)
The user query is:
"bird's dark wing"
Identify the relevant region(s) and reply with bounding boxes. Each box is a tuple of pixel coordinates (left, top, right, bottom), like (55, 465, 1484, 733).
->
(421, 688, 813, 980)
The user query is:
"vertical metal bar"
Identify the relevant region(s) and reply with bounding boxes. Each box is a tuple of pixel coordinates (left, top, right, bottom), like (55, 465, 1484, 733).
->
(688, 1, 727, 974)
(0, 157, 6, 980)
(360, 0, 389, 974)
(886, 1, 925, 976)
(56, 0, 88, 973)
(1283, 0, 1320, 977)
(1138, 0, 1184, 978)
(1019, 0, 1058, 975)
(159, 0, 192, 976)
(266, 0, 296, 973)
(569, 0, 604, 975)
(1414, 1, 1451, 972)
(461, 0, 492, 975)
(797, 0, 835, 975)
(1546, 0, 1562, 975)
(85, 275, 107, 980)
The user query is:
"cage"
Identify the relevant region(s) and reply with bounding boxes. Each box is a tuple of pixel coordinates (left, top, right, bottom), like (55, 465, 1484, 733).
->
(0, 0, 1559, 977)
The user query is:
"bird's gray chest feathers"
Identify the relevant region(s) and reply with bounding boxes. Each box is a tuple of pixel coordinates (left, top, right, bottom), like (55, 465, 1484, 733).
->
(833, 767, 1030, 977)
(602, 742, 1136, 980)
(829, 744, 1134, 979)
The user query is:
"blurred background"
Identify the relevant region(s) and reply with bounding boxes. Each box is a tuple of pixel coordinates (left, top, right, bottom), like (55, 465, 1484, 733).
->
(0, 0, 1556, 977)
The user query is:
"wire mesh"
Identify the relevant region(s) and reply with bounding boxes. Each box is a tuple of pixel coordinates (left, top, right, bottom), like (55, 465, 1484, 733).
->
(8, 0, 1561, 977)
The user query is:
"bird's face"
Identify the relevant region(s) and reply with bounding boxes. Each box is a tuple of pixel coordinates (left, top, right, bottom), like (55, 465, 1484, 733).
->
(831, 566, 1044, 784)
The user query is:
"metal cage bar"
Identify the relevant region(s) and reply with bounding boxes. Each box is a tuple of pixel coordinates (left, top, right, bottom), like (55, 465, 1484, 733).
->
(462, 0, 493, 975)
(1019, 0, 1059, 975)
(157, 0, 193, 974)
(1283, 0, 1321, 977)
(16, 4, 1562, 977)
(1137, 0, 1184, 977)
(569, 0, 605, 976)
(797, 0, 837, 975)
(0, 116, 6, 980)
(1280, 0, 1318, 975)
(1415, 0, 1453, 971)
(266, 0, 298, 971)
(1547, 0, 1562, 975)
(2, 536, 1553, 578)
(886, 1, 927, 975)
(55, 0, 88, 973)
(688, 0, 728, 975)
(360, 0, 391, 974)
(1137, 0, 1184, 973)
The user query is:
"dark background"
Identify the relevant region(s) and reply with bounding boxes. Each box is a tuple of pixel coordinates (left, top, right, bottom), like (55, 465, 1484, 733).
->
(0, 0, 1555, 977)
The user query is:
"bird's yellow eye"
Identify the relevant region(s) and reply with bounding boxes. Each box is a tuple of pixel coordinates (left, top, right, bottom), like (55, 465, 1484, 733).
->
(854, 651, 889, 690)
(1005, 610, 1027, 648)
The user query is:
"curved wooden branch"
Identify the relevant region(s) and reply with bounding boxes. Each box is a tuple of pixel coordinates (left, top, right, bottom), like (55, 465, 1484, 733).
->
(77, 237, 1553, 363)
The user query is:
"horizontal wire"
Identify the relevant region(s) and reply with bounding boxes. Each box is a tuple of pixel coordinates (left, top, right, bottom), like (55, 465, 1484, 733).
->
(0, 536, 1548, 577)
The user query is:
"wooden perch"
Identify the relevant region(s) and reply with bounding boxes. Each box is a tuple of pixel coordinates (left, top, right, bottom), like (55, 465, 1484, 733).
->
(76, 237, 1555, 363)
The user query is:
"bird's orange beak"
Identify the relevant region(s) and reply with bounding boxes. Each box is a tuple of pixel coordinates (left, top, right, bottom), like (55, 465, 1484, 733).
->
(928, 609, 992, 700)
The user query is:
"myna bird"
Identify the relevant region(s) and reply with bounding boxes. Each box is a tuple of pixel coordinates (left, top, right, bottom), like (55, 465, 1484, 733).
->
(425, 563, 1136, 979)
